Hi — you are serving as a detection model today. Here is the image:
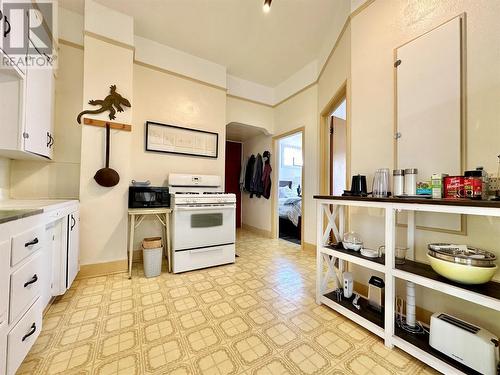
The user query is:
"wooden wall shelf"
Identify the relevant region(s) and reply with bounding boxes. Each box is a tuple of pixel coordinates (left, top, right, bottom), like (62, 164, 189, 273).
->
(83, 118, 131, 132)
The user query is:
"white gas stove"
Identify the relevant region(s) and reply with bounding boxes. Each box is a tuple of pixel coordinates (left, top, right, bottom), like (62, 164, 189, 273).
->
(168, 174, 236, 273)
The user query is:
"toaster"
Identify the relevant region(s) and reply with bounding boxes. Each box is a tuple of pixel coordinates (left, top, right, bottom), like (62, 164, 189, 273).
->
(367, 276, 384, 312)
(429, 312, 499, 375)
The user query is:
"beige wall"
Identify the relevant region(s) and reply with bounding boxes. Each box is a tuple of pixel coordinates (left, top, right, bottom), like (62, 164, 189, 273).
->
(239, 85, 319, 244)
(10, 44, 83, 200)
(130, 63, 227, 250)
(226, 96, 274, 134)
(348, 0, 500, 333)
(318, 24, 351, 113)
(79, 34, 134, 266)
(273, 85, 319, 244)
(241, 134, 272, 234)
(0, 157, 10, 200)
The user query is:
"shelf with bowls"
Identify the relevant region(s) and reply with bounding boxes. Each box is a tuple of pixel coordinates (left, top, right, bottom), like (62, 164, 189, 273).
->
(321, 243, 386, 273)
(394, 259, 500, 311)
(314, 196, 500, 375)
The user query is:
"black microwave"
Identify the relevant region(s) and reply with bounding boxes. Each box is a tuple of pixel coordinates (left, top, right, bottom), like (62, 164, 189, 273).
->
(128, 186, 170, 208)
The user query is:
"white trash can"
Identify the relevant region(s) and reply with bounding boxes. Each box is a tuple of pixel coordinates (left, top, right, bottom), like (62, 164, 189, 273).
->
(142, 237, 163, 278)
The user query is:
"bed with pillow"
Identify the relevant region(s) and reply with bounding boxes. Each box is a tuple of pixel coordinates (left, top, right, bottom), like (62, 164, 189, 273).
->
(278, 181, 302, 242)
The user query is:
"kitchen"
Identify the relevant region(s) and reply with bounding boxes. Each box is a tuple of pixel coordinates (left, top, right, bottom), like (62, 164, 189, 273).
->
(0, 0, 499, 374)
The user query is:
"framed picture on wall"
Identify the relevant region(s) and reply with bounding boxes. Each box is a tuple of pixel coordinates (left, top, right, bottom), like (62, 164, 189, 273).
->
(145, 121, 219, 158)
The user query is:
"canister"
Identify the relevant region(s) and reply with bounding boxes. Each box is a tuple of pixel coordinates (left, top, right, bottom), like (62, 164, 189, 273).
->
(444, 176, 465, 198)
(393, 169, 404, 196)
(431, 173, 447, 199)
(404, 168, 418, 195)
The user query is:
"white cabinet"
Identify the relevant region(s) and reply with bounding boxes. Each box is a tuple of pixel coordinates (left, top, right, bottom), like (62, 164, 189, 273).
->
(7, 298, 42, 375)
(52, 210, 80, 296)
(0, 320, 6, 375)
(0, 0, 56, 160)
(0, 240, 10, 323)
(67, 210, 80, 289)
(0, 201, 79, 374)
(9, 253, 42, 323)
(24, 60, 55, 159)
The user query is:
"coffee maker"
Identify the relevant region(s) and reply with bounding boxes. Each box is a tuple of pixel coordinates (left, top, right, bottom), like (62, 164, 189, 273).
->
(343, 175, 368, 197)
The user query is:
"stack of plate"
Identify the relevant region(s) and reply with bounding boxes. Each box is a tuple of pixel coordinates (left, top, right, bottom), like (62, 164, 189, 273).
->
(427, 243, 497, 284)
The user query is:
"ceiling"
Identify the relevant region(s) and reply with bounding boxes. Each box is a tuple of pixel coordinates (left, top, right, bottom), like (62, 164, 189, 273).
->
(60, 0, 349, 86)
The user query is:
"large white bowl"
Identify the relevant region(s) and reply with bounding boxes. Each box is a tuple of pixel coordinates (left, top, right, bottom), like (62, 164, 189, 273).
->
(427, 254, 498, 285)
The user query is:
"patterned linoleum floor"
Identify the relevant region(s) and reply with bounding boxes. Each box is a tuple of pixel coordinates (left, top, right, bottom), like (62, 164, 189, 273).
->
(17, 230, 438, 375)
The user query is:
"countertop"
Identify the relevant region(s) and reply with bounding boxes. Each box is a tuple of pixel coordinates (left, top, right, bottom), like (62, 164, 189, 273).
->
(0, 199, 79, 211)
(0, 208, 44, 224)
(0, 199, 79, 225)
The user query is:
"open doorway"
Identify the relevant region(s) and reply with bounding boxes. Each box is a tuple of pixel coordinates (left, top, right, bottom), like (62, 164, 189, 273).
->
(330, 98, 347, 195)
(276, 131, 303, 244)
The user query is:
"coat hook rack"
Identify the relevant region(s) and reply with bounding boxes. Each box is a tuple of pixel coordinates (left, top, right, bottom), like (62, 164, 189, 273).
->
(83, 118, 131, 132)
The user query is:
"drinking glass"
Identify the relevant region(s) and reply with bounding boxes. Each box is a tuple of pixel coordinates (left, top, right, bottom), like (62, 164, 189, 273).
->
(373, 168, 390, 197)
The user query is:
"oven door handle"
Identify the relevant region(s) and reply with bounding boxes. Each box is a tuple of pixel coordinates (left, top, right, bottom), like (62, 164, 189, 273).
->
(175, 205, 235, 211)
(190, 247, 224, 254)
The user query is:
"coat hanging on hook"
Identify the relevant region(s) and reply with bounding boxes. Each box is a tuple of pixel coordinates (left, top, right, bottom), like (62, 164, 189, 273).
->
(262, 151, 272, 199)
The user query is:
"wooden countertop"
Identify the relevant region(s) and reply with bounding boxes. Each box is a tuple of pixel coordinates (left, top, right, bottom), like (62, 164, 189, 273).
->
(313, 195, 500, 208)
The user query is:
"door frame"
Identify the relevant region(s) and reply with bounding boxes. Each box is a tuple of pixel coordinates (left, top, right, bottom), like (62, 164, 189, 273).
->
(319, 81, 351, 196)
(271, 127, 305, 247)
(225, 140, 243, 228)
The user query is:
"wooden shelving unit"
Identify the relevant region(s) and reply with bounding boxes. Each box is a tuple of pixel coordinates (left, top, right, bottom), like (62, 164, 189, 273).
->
(314, 196, 500, 375)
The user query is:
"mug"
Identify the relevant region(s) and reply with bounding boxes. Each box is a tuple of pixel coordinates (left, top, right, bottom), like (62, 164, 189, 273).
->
(378, 245, 408, 264)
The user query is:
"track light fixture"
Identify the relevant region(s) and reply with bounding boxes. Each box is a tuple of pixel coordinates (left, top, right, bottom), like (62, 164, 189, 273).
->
(263, 0, 272, 13)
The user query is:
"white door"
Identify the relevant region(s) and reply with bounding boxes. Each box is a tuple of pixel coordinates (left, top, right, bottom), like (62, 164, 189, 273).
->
(67, 210, 79, 289)
(24, 56, 54, 158)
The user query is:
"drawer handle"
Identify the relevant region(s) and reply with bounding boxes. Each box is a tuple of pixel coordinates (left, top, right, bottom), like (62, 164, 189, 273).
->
(24, 274, 38, 288)
(22, 323, 37, 342)
(25, 238, 39, 247)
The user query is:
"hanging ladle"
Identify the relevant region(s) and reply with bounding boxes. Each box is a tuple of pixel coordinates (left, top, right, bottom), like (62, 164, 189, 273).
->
(94, 124, 120, 187)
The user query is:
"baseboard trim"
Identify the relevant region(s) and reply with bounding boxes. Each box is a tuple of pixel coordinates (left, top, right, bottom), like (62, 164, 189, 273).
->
(303, 242, 316, 251)
(241, 224, 273, 238)
(77, 259, 128, 279)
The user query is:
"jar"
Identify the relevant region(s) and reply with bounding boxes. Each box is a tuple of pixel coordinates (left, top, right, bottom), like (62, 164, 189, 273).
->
(393, 169, 404, 196)
(404, 168, 418, 195)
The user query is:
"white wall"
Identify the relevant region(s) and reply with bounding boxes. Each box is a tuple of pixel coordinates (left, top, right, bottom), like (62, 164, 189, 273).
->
(130, 64, 227, 250)
(0, 158, 10, 200)
(226, 96, 274, 135)
(348, 0, 500, 333)
(274, 85, 319, 245)
(241, 134, 272, 233)
(240, 85, 319, 243)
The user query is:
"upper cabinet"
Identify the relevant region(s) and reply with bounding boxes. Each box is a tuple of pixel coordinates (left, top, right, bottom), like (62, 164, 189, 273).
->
(0, 0, 56, 160)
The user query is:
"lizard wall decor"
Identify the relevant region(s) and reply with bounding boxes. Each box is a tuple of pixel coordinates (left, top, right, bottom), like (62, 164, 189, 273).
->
(77, 85, 131, 124)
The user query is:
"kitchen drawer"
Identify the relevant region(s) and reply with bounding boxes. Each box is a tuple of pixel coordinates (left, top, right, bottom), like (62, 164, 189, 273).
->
(0, 240, 9, 323)
(173, 243, 235, 273)
(7, 298, 42, 375)
(9, 253, 42, 324)
(0, 319, 7, 375)
(11, 226, 45, 267)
